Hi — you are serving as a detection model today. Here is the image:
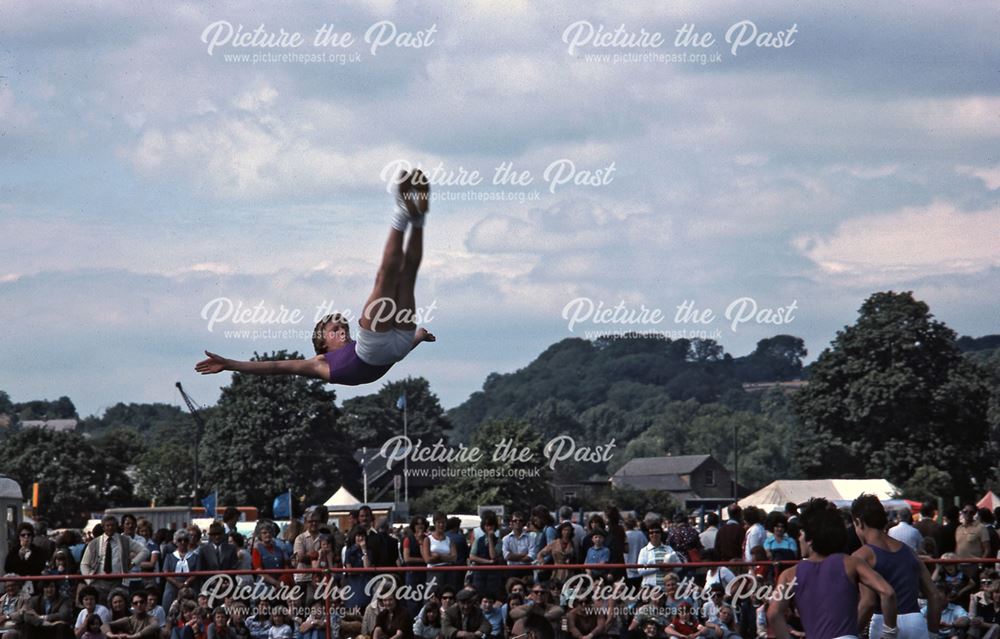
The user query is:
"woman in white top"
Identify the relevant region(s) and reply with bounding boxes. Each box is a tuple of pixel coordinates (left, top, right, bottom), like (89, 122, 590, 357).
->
(421, 512, 456, 590)
(162, 530, 200, 616)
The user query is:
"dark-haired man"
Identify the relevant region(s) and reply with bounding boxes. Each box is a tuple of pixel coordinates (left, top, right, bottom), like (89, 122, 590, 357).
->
(442, 590, 491, 639)
(938, 506, 959, 556)
(106, 590, 159, 639)
(915, 502, 941, 557)
(502, 513, 532, 580)
(73, 587, 110, 638)
(978, 508, 1000, 558)
(201, 523, 238, 573)
(222, 508, 241, 536)
(8, 581, 72, 639)
(714, 505, 744, 563)
(768, 498, 898, 639)
(699, 513, 719, 552)
(852, 494, 943, 638)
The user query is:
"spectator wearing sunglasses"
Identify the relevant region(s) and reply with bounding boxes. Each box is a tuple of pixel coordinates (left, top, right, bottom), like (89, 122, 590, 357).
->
(4, 523, 46, 590)
(106, 590, 160, 639)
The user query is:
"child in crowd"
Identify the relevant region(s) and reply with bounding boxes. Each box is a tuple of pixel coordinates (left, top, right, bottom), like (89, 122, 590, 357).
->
(147, 591, 167, 629)
(268, 608, 293, 639)
(481, 595, 503, 639)
(245, 601, 272, 639)
(80, 613, 106, 639)
(665, 602, 705, 638)
(585, 529, 611, 583)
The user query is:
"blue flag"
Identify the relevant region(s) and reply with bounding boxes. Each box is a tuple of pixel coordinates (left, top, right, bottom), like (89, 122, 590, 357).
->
(273, 490, 292, 519)
(201, 491, 217, 518)
(396, 394, 406, 410)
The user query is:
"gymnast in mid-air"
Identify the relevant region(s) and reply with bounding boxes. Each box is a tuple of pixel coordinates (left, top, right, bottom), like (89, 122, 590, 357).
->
(195, 169, 435, 386)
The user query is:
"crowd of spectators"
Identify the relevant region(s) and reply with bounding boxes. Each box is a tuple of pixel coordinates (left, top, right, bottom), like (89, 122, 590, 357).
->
(3, 500, 1000, 639)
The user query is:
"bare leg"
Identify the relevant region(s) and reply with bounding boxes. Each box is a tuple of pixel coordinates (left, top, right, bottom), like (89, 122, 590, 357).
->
(360, 228, 405, 332)
(394, 227, 423, 330)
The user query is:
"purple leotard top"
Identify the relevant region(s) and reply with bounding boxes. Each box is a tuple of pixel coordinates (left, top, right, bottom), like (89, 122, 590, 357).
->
(323, 343, 392, 386)
(794, 554, 859, 639)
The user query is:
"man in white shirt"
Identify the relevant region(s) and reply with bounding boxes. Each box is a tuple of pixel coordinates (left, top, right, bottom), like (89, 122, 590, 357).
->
(699, 513, 719, 552)
(502, 512, 532, 579)
(742, 508, 767, 563)
(888, 510, 924, 553)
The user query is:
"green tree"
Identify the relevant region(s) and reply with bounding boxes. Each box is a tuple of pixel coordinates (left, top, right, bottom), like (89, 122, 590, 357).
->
(15, 396, 78, 421)
(793, 291, 994, 499)
(131, 409, 200, 504)
(902, 465, 954, 503)
(413, 420, 553, 513)
(0, 391, 16, 431)
(83, 402, 192, 440)
(0, 429, 132, 526)
(736, 335, 807, 381)
(574, 484, 678, 518)
(135, 443, 198, 505)
(93, 428, 147, 464)
(341, 377, 450, 451)
(199, 351, 357, 510)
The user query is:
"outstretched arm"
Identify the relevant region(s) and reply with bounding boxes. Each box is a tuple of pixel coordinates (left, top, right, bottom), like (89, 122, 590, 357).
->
(195, 351, 329, 381)
(410, 327, 436, 350)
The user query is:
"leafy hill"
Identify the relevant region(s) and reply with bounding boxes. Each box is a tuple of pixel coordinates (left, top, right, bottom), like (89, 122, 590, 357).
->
(447, 334, 807, 443)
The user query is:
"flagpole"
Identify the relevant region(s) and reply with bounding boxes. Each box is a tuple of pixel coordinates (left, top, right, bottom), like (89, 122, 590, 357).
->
(403, 396, 409, 505)
(363, 447, 368, 504)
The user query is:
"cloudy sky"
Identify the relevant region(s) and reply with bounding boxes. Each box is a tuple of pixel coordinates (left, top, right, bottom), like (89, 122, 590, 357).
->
(1, 1, 997, 417)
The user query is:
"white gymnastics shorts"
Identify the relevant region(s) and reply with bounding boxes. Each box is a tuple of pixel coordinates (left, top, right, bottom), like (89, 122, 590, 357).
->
(870, 612, 928, 639)
(356, 327, 416, 366)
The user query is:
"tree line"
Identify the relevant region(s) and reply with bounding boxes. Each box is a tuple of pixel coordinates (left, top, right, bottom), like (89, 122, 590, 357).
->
(1, 291, 997, 526)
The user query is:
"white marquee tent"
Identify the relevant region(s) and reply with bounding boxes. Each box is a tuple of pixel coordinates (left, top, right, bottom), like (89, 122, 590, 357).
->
(738, 479, 902, 513)
(324, 486, 362, 507)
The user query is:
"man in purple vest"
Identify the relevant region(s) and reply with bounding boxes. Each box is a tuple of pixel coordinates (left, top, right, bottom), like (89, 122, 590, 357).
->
(196, 169, 436, 385)
(851, 494, 942, 638)
(768, 497, 898, 639)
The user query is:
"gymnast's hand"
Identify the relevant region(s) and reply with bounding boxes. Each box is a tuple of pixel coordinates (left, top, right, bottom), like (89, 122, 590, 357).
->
(195, 351, 230, 374)
(417, 328, 436, 343)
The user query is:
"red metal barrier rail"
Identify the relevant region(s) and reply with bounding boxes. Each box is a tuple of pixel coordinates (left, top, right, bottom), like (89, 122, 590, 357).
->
(4, 556, 997, 582)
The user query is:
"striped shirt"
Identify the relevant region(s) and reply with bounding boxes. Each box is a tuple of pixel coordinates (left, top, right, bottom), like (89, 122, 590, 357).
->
(637, 543, 682, 588)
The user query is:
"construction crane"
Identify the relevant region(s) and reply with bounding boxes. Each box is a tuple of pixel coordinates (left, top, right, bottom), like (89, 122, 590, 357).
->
(175, 382, 206, 508)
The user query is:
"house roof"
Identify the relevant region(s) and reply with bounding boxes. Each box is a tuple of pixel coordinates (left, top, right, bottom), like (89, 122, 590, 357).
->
(612, 475, 690, 491)
(613, 455, 713, 477)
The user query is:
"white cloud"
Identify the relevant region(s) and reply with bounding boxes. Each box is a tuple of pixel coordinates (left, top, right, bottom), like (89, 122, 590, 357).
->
(466, 198, 663, 254)
(828, 164, 898, 179)
(795, 201, 1000, 281)
(127, 111, 428, 199)
(957, 164, 1000, 190)
(901, 97, 1000, 138)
